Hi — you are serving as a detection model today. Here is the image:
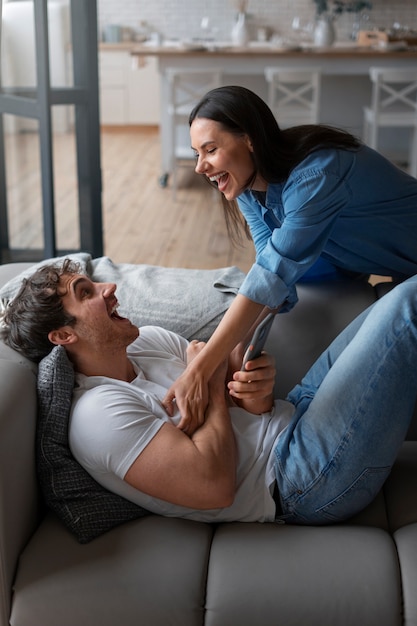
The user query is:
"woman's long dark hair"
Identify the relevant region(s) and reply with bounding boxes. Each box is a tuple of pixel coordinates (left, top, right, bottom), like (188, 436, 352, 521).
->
(189, 85, 361, 243)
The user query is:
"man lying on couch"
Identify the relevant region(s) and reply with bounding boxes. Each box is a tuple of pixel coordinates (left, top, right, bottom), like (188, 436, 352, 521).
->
(1, 259, 417, 526)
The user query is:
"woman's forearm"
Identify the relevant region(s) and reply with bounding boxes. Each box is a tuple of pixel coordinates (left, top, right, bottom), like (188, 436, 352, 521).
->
(191, 294, 265, 378)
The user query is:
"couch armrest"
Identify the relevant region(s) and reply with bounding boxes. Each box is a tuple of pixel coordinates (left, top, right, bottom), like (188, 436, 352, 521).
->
(0, 360, 40, 626)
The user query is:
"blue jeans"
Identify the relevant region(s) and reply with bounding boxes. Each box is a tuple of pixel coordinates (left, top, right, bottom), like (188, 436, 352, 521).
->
(274, 275, 417, 524)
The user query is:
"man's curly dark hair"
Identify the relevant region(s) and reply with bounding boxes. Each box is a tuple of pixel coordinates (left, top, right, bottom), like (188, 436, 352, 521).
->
(0, 259, 81, 362)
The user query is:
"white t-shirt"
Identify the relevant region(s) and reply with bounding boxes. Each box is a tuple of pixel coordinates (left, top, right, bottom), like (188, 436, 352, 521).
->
(69, 326, 294, 523)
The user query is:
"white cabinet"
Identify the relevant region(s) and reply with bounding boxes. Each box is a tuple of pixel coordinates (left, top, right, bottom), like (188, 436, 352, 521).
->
(99, 49, 160, 125)
(128, 54, 161, 124)
(99, 51, 128, 124)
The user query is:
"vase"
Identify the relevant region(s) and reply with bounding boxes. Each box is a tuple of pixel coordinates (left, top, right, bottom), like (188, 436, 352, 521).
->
(314, 15, 336, 47)
(231, 12, 249, 47)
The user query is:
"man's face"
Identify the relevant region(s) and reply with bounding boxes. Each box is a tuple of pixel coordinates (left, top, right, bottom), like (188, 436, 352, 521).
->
(58, 273, 139, 353)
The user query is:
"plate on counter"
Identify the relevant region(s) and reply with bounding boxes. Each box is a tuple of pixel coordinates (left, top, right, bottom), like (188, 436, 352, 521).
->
(249, 40, 302, 51)
(373, 40, 409, 51)
(180, 40, 208, 51)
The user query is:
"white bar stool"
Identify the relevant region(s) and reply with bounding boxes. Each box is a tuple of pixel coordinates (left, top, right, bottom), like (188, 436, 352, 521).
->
(363, 67, 417, 178)
(165, 67, 222, 198)
(264, 67, 322, 127)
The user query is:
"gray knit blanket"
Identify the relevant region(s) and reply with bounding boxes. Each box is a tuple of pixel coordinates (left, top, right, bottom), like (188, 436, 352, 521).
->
(0, 253, 245, 340)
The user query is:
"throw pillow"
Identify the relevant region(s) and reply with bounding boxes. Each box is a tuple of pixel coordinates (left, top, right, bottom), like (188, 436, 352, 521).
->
(36, 345, 150, 543)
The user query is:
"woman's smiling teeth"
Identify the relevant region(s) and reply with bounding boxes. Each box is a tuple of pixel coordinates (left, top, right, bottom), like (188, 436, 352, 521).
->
(209, 172, 227, 184)
(209, 172, 230, 193)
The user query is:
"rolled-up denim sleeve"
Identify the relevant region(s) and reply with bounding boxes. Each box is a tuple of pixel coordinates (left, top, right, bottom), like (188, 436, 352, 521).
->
(239, 263, 298, 312)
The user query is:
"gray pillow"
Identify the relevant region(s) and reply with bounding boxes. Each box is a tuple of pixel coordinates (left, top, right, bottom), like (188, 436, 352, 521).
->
(36, 345, 150, 543)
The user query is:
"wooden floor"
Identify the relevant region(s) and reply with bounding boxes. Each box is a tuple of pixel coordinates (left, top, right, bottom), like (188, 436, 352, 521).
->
(4, 126, 255, 272)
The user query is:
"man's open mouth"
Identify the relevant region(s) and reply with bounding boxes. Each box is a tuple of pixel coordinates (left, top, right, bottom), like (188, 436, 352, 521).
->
(109, 302, 126, 321)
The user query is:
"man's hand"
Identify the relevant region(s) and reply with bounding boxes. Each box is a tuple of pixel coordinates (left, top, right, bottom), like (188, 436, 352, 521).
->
(227, 352, 276, 414)
(186, 340, 206, 365)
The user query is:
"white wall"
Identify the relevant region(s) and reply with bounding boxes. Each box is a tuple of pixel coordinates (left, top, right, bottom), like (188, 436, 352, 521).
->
(97, 0, 417, 44)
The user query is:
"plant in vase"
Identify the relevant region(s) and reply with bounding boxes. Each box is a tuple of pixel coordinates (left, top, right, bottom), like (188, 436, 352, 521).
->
(313, 1, 372, 16)
(312, 0, 372, 46)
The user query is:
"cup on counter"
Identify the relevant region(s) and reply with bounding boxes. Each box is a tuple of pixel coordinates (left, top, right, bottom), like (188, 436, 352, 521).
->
(104, 24, 122, 43)
(257, 27, 268, 42)
(147, 32, 162, 46)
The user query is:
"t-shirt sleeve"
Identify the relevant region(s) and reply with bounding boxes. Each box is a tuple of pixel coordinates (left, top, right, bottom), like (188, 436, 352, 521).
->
(69, 383, 167, 480)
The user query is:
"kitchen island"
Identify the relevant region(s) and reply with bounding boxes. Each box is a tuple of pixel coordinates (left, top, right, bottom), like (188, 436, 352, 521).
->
(128, 41, 417, 182)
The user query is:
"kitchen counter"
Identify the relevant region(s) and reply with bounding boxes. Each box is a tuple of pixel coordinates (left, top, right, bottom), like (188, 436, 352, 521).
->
(128, 40, 417, 60)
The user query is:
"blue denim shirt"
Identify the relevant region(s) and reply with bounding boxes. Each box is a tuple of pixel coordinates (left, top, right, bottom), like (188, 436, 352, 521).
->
(237, 145, 417, 310)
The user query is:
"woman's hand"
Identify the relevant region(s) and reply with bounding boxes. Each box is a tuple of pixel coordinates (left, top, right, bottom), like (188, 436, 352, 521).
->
(163, 341, 209, 436)
(227, 352, 276, 414)
(163, 367, 209, 435)
(163, 295, 267, 433)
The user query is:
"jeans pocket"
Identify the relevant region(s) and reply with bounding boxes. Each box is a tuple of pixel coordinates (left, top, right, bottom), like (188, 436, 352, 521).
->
(315, 466, 391, 523)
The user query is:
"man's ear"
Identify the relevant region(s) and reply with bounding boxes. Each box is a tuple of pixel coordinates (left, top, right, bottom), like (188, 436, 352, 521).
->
(48, 327, 78, 347)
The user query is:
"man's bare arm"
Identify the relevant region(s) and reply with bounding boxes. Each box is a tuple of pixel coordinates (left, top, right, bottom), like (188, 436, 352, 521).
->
(124, 357, 237, 510)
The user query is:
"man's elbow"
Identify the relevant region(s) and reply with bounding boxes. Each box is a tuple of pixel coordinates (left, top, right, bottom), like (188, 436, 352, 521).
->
(201, 475, 236, 509)
(214, 485, 235, 509)
(222, 490, 235, 508)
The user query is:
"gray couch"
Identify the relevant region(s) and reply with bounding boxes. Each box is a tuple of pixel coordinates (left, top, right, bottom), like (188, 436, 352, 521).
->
(1, 260, 417, 626)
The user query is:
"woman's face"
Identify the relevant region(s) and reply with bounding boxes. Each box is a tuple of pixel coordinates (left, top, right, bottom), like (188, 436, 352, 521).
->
(190, 117, 267, 200)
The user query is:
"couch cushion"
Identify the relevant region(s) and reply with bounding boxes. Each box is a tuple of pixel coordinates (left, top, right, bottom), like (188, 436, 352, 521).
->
(205, 522, 402, 626)
(393, 523, 417, 626)
(36, 345, 150, 543)
(11, 514, 213, 626)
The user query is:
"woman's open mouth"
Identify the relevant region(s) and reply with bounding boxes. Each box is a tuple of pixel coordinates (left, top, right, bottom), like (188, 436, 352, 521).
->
(209, 171, 229, 193)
